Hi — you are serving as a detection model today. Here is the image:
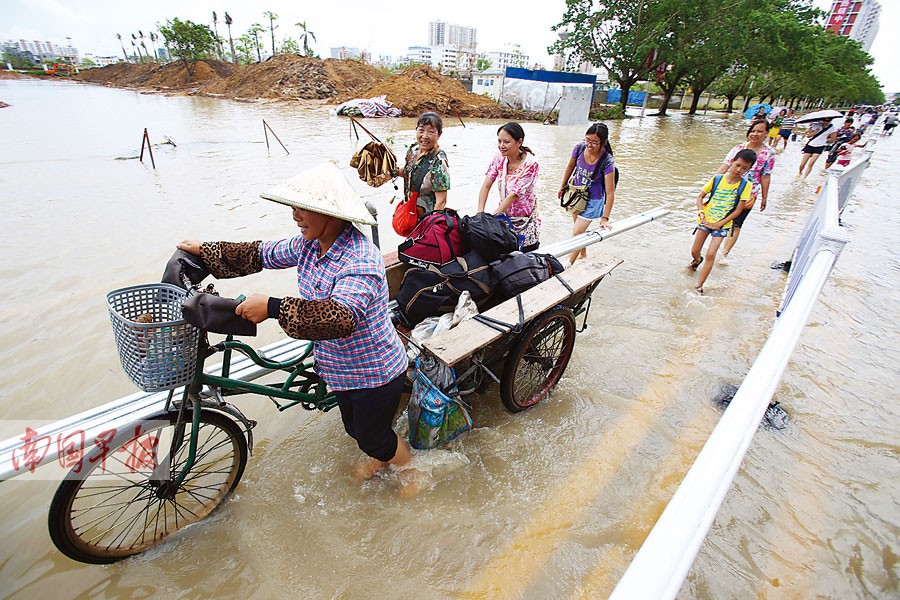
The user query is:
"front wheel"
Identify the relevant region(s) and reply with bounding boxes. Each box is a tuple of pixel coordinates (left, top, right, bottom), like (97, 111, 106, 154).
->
(48, 409, 248, 564)
(500, 306, 576, 412)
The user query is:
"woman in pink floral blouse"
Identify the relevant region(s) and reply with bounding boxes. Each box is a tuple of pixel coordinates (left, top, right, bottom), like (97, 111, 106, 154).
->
(477, 122, 541, 251)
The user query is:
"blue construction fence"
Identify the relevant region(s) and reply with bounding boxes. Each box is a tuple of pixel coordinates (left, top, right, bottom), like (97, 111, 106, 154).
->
(604, 89, 648, 106)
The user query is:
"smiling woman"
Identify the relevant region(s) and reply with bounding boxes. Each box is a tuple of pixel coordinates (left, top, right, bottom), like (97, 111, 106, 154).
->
(402, 111, 451, 219)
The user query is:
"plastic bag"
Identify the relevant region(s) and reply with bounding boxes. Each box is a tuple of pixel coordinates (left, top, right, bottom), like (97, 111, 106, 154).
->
(406, 292, 478, 360)
(407, 356, 472, 450)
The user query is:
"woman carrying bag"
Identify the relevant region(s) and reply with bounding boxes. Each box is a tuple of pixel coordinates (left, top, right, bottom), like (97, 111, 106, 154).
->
(558, 122, 616, 265)
(476, 122, 541, 252)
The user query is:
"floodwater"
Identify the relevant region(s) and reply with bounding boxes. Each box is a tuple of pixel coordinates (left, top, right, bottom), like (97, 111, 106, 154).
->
(0, 79, 897, 599)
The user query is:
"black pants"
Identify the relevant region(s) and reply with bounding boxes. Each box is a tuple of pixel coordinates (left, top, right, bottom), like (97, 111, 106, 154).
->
(334, 371, 406, 462)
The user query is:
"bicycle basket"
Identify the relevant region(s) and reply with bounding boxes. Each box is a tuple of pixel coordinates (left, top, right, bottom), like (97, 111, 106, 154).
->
(107, 283, 200, 392)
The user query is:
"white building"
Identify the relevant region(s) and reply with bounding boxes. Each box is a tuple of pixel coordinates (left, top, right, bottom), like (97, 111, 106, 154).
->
(485, 50, 529, 71)
(5, 39, 79, 64)
(407, 44, 478, 73)
(428, 21, 477, 51)
(472, 69, 504, 100)
(331, 46, 360, 60)
(82, 54, 121, 67)
(825, 0, 880, 52)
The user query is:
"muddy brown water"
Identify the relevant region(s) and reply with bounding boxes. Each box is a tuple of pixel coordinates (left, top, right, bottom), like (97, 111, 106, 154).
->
(0, 79, 897, 599)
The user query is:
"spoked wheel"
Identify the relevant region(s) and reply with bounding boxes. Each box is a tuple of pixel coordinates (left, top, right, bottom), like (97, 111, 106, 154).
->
(48, 409, 247, 564)
(500, 306, 576, 412)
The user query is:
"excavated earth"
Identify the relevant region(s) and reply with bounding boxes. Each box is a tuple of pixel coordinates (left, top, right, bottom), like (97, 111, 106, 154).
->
(71, 55, 535, 119)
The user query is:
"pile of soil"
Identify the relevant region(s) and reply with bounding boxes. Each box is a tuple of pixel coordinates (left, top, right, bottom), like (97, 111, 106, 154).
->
(323, 59, 385, 100)
(202, 54, 335, 99)
(348, 65, 528, 119)
(75, 60, 236, 90)
(72, 56, 535, 119)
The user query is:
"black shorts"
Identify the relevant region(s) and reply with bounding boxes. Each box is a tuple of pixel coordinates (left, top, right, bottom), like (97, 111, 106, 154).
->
(733, 207, 751, 228)
(802, 144, 825, 155)
(334, 371, 406, 462)
(778, 128, 792, 140)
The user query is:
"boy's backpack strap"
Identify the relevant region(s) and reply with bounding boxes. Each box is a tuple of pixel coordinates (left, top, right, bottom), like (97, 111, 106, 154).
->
(731, 177, 750, 213)
(710, 174, 723, 197)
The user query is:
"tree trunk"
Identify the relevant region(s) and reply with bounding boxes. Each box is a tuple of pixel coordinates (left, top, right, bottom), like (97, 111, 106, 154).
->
(725, 94, 738, 113)
(657, 87, 675, 116)
(742, 96, 753, 113)
(619, 81, 633, 113)
(688, 91, 702, 114)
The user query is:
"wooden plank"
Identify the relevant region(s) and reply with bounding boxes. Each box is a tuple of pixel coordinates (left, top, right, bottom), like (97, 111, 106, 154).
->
(423, 254, 623, 366)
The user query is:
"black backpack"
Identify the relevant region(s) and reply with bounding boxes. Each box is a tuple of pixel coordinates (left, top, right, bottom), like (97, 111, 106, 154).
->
(458, 212, 518, 262)
(396, 250, 498, 327)
(491, 252, 566, 299)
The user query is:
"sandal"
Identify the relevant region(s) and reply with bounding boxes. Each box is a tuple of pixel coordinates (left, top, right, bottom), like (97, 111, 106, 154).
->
(688, 257, 703, 271)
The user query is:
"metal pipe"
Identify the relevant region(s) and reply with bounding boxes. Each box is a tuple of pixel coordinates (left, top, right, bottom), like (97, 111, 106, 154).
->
(540, 206, 670, 259)
(609, 247, 841, 600)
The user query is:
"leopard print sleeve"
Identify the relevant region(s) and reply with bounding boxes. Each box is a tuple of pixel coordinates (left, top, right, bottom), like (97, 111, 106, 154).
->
(200, 241, 263, 279)
(278, 297, 357, 340)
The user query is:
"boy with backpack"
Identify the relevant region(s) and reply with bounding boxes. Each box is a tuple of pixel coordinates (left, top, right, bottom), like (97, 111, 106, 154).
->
(688, 148, 756, 293)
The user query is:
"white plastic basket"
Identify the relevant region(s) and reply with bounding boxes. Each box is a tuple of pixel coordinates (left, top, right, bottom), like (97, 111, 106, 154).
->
(107, 284, 200, 392)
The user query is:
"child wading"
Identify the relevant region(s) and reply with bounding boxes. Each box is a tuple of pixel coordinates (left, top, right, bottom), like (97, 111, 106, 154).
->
(689, 149, 756, 293)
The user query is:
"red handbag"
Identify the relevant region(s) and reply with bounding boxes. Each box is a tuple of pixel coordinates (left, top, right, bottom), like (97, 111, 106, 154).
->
(392, 192, 419, 237)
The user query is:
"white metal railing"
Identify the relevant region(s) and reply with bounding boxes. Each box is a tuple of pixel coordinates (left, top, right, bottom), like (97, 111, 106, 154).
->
(609, 148, 870, 600)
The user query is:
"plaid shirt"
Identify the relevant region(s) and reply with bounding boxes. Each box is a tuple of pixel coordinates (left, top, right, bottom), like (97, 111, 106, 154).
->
(260, 226, 407, 391)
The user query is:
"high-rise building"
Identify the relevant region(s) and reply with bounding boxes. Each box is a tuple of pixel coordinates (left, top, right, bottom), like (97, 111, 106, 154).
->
(428, 21, 477, 51)
(825, 0, 880, 52)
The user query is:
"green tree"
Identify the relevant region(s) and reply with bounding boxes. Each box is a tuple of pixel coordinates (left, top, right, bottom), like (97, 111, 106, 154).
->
(264, 11, 279, 57)
(475, 58, 492, 71)
(295, 21, 317, 57)
(158, 18, 217, 77)
(247, 23, 265, 62)
(280, 37, 301, 54)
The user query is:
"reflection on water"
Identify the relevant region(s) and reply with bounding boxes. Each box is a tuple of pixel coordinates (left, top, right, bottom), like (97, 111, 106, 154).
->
(0, 79, 897, 598)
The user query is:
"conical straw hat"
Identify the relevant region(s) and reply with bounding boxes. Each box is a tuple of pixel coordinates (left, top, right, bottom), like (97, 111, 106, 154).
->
(260, 162, 377, 226)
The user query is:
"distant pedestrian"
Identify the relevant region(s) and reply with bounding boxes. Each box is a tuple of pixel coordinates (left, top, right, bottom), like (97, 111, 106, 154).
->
(767, 109, 786, 146)
(714, 119, 775, 262)
(824, 119, 860, 169)
(689, 149, 756, 294)
(884, 114, 898, 135)
(798, 118, 837, 178)
(775, 108, 797, 150)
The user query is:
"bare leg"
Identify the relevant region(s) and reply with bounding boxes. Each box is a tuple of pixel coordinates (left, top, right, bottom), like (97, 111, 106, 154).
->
(696, 236, 725, 290)
(568, 215, 591, 264)
(353, 433, 411, 481)
(722, 226, 741, 257)
(797, 152, 811, 176)
(689, 229, 708, 267)
(802, 153, 821, 178)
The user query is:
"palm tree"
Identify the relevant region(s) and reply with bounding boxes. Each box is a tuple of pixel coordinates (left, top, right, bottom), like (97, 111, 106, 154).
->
(264, 12, 279, 57)
(131, 34, 143, 62)
(116, 33, 128, 62)
(295, 21, 316, 57)
(149, 32, 159, 61)
(211, 11, 222, 60)
(224, 12, 236, 63)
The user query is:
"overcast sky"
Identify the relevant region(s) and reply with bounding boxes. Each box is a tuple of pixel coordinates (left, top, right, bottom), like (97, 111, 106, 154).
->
(2, 0, 896, 92)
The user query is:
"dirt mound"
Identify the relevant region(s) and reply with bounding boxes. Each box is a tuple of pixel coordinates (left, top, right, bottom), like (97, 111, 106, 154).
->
(203, 54, 336, 99)
(71, 57, 535, 119)
(75, 62, 157, 85)
(74, 60, 235, 89)
(349, 64, 524, 119)
(325, 59, 385, 100)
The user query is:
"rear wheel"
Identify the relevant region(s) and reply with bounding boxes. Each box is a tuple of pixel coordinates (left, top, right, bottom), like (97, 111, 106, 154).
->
(48, 409, 247, 564)
(500, 306, 576, 412)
